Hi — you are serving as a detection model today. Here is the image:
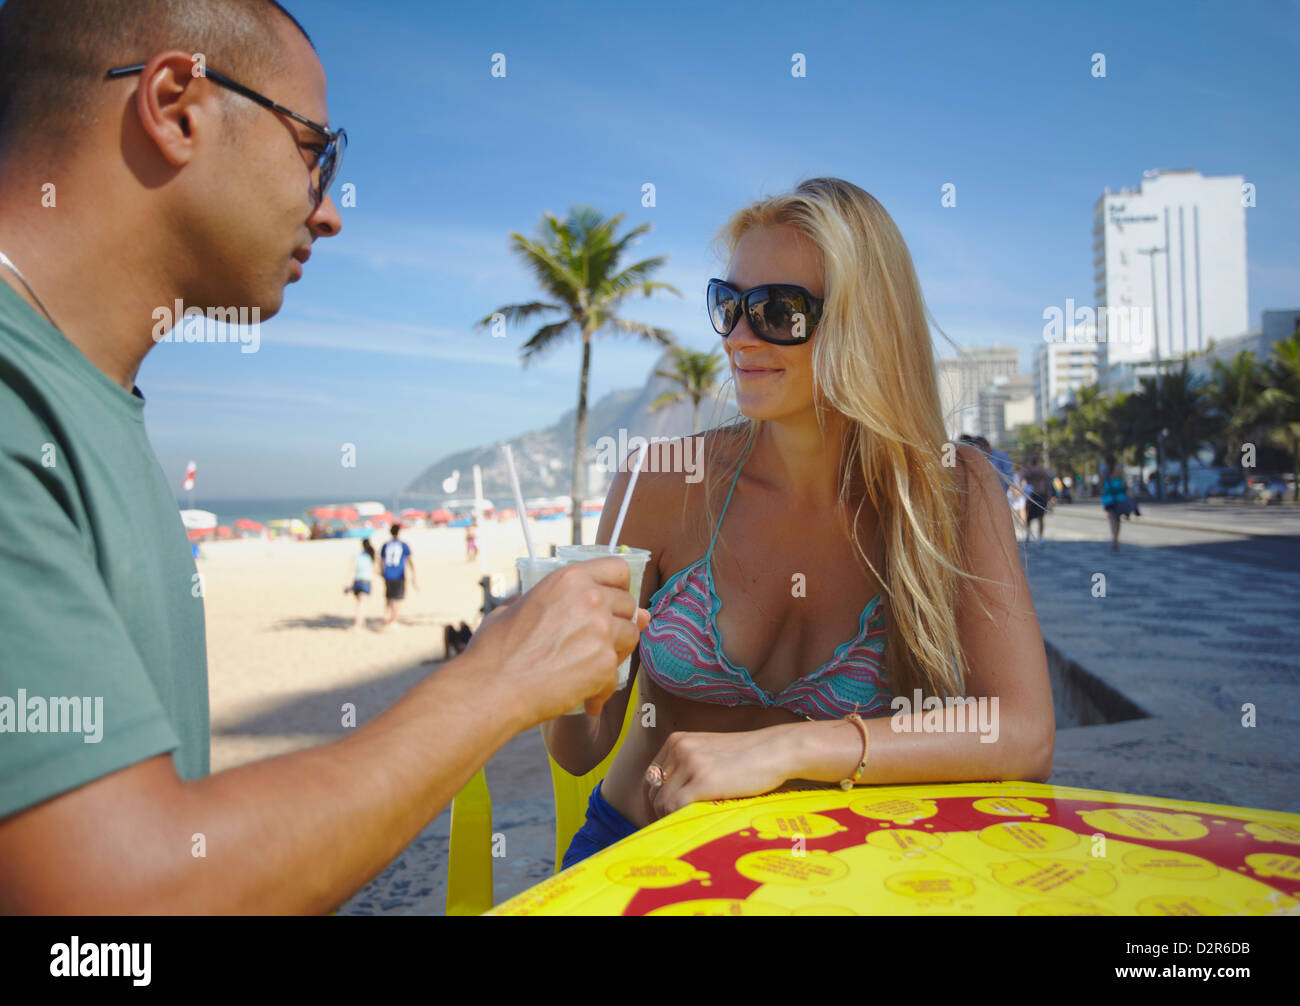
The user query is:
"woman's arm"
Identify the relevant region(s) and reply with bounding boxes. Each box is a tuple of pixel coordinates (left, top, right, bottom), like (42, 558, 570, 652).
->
(645, 443, 1055, 818)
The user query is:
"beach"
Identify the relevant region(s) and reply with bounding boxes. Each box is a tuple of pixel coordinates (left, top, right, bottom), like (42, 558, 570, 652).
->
(200, 514, 602, 779)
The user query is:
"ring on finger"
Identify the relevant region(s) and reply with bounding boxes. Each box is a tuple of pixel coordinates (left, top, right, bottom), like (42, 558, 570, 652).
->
(645, 763, 665, 788)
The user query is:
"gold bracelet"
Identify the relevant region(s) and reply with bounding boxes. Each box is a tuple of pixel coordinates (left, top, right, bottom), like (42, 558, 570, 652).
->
(839, 712, 870, 790)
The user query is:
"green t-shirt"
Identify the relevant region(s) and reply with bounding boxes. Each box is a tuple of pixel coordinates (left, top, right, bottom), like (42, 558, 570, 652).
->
(0, 279, 209, 819)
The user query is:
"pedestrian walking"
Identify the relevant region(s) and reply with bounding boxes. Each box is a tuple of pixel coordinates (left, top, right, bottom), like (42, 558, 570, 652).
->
(380, 523, 417, 628)
(1100, 454, 1136, 552)
(343, 539, 378, 630)
(1021, 451, 1053, 546)
(465, 518, 478, 562)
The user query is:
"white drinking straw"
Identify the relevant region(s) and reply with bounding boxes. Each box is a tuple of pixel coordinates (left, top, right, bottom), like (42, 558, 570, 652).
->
(608, 442, 649, 552)
(501, 444, 535, 559)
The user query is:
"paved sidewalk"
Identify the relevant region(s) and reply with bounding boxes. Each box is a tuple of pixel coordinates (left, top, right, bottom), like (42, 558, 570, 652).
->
(1057, 497, 1300, 537)
(339, 502, 1300, 915)
(1019, 530, 1300, 816)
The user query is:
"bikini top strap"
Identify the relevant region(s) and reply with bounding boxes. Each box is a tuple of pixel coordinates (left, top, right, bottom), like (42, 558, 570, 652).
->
(705, 440, 752, 562)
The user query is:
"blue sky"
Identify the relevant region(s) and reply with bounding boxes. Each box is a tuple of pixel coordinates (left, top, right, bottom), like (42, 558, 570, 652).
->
(143, 0, 1300, 500)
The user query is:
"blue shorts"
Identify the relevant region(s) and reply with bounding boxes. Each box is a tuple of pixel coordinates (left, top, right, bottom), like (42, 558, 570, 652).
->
(350, 580, 371, 595)
(560, 781, 641, 871)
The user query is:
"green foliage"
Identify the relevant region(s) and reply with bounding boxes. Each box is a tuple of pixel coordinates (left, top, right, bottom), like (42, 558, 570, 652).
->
(476, 206, 682, 541)
(649, 346, 726, 432)
(1029, 333, 1300, 500)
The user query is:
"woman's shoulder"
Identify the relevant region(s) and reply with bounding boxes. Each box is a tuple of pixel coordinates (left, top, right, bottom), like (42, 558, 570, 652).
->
(605, 428, 742, 559)
(634, 426, 747, 500)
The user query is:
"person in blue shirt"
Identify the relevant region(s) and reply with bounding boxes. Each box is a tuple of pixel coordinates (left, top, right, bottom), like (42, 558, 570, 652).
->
(380, 523, 417, 628)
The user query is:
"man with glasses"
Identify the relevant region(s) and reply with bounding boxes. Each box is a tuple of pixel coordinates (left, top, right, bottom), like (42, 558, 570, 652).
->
(0, 0, 646, 913)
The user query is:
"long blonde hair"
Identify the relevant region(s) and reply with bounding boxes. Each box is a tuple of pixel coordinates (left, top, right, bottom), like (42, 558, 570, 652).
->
(701, 177, 1004, 701)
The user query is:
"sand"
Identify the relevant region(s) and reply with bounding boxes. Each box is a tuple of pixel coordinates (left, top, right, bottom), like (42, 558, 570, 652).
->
(199, 515, 602, 787)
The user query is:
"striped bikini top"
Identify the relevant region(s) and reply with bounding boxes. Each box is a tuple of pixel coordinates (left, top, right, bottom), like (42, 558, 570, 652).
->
(637, 449, 892, 721)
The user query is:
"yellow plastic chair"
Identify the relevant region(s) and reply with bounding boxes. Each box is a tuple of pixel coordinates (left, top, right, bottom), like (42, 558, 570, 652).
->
(445, 766, 493, 916)
(549, 674, 641, 873)
(445, 675, 641, 913)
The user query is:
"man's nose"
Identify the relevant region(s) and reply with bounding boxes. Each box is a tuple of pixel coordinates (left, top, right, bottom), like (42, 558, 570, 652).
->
(310, 193, 343, 238)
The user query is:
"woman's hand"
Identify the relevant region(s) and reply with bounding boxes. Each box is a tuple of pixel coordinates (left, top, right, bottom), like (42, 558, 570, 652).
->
(644, 726, 798, 820)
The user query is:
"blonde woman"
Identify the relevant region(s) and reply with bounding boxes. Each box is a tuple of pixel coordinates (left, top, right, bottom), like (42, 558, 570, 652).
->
(542, 178, 1055, 869)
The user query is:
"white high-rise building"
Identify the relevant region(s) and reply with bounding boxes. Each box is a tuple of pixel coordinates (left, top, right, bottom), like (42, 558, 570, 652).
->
(1034, 338, 1101, 421)
(936, 346, 1019, 440)
(1092, 170, 1248, 368)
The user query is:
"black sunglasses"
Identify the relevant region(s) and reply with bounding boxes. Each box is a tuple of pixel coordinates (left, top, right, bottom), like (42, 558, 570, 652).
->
(106, 63, 346, 207)
(707, 278, 824, 345)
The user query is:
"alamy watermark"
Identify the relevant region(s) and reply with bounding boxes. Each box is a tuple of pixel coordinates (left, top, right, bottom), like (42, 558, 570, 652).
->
(152, 299, 261, 353)
(890, 688, 999, 744)
(50, 938, 150, 985)
(593, 429, 703, 484)
(0, 690, 103, 743)
(1043, 299, 1152, 346)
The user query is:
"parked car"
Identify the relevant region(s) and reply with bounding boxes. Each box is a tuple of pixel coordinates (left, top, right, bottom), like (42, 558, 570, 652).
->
(1203, 468, 1246, 499)
(1257, 474, 1296, 503)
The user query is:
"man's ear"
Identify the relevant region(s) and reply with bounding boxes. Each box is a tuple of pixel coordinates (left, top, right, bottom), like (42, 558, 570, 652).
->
(132, 50, 219, 168)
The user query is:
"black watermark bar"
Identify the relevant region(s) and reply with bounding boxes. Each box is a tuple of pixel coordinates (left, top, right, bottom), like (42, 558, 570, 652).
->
(0, 918, 1290, 991)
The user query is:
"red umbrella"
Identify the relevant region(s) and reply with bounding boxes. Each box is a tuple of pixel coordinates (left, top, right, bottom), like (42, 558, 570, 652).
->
(235, 518, 264, 531)
(309, 506, 337, 519)
(216, 525, 233, 538)
(401, 508, 427, 520)
(429, 508, 452, 524)
(335, 507, 359, 521)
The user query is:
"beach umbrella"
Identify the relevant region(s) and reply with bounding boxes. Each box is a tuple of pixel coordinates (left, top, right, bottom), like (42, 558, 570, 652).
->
(234, 518, 264, 531)
(335, 506, 359, 521)
(309, 506, 337, 519)
(216, 526, 233, 539)
(179, 508, 218, 530)
(401, 508, 427, 521)
(430, 508, 452, 524)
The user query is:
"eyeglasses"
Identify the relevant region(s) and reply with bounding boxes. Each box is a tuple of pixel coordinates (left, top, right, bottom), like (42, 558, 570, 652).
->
(106, 63, 347, 207)
(707, 278, 824, 345)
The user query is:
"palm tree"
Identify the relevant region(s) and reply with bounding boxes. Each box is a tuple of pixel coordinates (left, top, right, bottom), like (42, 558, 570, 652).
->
(477, 206, 680, 543)
(1064, 384, 1117, 479)
(1160, 362, 1217, 497)
(1206, 351, 1266, 468)
(1259, 331, 1300, 501)
(1112, 387, 1156, 483)
(649, 346, 726, 432)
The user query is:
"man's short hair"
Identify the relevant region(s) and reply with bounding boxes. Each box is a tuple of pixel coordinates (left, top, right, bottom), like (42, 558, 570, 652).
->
(0, 0, 313, 153)
(390, 523, 402, 536)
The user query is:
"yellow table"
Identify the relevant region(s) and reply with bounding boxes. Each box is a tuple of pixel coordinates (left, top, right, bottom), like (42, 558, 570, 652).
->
(487, 781, 1300, 915)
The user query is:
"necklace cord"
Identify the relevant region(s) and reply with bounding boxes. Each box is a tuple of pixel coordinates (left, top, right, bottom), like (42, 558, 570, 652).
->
(0, 249, 61, 331)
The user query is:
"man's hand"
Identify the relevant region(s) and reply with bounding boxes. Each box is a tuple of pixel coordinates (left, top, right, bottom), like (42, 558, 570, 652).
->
(463, 559, 648, 724)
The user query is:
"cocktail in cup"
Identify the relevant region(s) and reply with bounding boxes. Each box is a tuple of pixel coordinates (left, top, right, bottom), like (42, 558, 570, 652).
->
(515, 556, 587, 716)
(553, 544, 651, 692)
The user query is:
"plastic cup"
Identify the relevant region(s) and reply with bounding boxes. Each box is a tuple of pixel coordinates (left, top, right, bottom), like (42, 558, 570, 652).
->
(514, 556, 586, 716)
(515, 555, 563, 592)
(553, 544, 651, 692)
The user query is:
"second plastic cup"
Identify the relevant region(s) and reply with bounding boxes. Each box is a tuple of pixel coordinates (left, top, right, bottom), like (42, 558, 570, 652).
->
(553, 544, 651, 692)
(514, 556, 586, 716)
